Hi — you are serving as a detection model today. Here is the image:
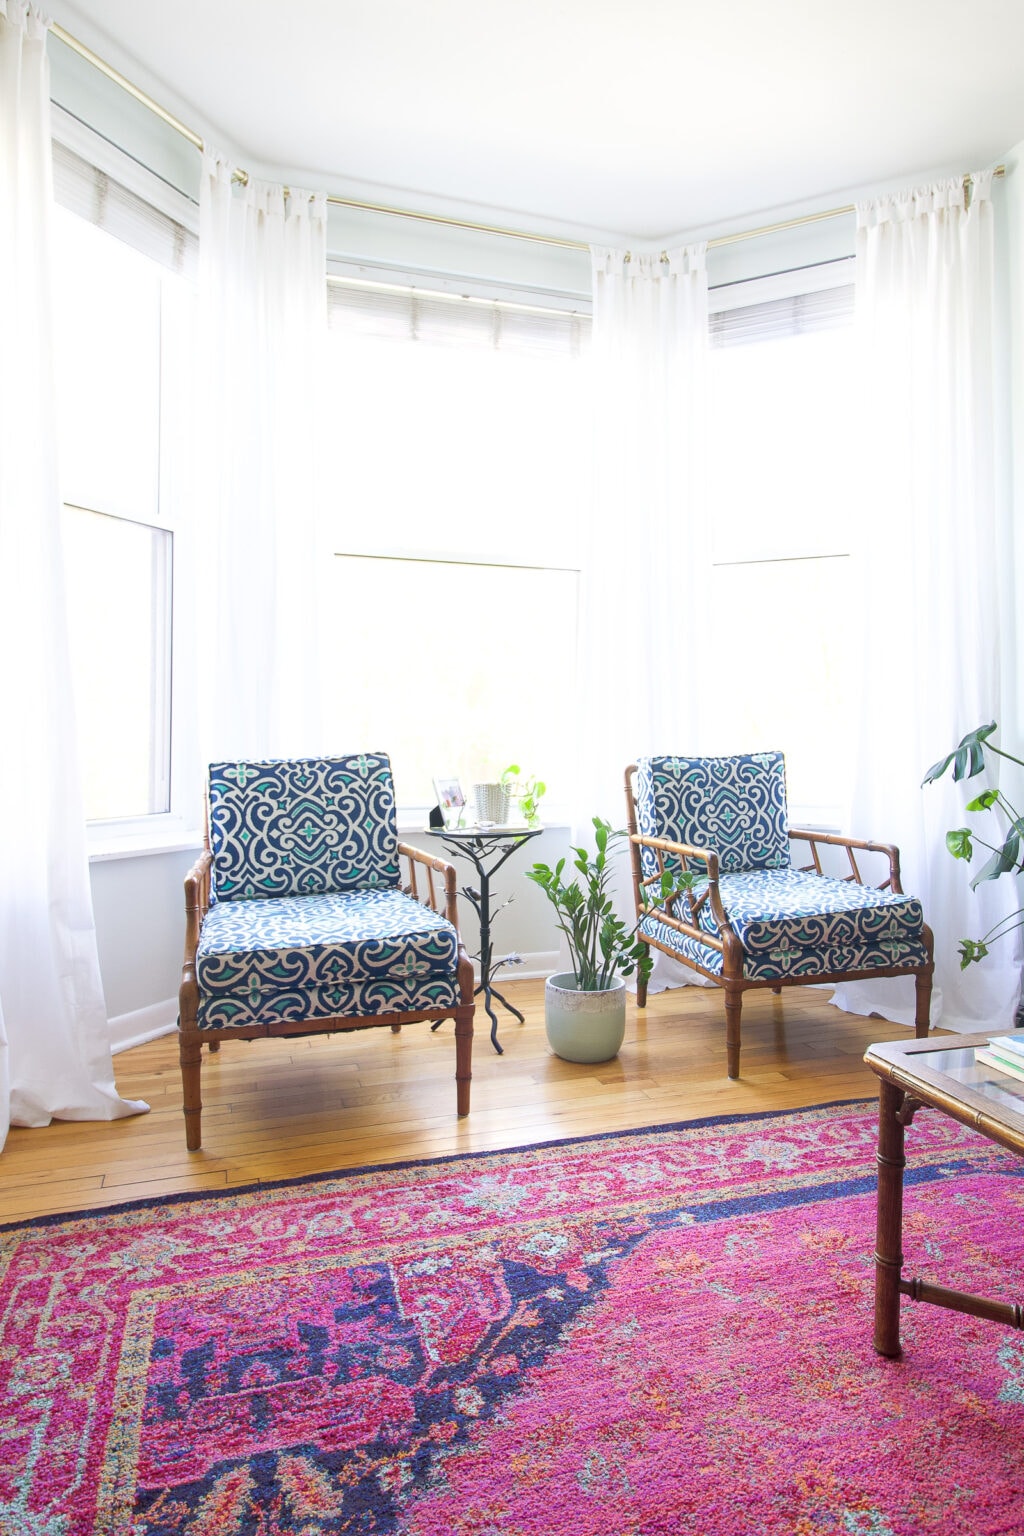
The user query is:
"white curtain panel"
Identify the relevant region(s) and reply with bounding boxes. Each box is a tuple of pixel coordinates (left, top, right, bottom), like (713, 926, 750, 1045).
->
(582, 245, 710, 990)
(0, 2, 147, 1151)
(196, 153, 329, 763)
(832, 173, 1021, 1030)
(582, 245, 709, 820)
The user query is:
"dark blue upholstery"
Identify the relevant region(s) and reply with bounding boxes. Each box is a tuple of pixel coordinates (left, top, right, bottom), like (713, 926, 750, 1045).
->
(208, 754, 400, 903)
(194, 755, 459, 1028)
(633, 754, 929, 984)
(636, 753, 789, 878)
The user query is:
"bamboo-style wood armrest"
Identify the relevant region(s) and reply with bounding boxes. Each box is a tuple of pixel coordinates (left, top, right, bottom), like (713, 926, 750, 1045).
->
(399, 841, 460, 927)
(629, 831, 730, 932)
(182, 849, 213, 963)
(789, 828, 903, 893)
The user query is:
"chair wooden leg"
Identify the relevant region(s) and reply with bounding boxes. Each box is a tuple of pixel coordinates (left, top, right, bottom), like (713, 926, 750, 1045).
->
(179, 1028, 204, 1151)
(455, 951, 474, 1116)
(724, 987, 743, 1079)
(455, 1011, 473, 1116)
(636, 972, 649, 1009)
(914, 968, 933, 1039)
(208, 1040, 220, 1052)
(390, 1023, 402, 1033)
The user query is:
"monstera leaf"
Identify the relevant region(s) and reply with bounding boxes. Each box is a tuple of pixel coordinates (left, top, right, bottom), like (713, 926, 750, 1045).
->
(969, 826, 1023, 889)
(925, 723, 1024, 969)
(922, 722, 998, 785)
(945, 828, 973, 861)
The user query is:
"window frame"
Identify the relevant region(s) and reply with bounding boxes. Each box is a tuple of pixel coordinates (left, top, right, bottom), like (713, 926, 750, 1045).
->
(50, 120, 202, 857)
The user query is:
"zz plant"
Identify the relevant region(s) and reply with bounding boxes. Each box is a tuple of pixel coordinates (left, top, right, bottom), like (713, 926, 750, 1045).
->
(923, 721, 1024, 968)
(527, 817, 691, 992)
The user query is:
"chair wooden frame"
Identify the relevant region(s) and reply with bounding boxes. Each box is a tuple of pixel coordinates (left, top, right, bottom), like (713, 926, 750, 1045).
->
(624, 764, 934, 1079)
(178, 838, 475, 1151)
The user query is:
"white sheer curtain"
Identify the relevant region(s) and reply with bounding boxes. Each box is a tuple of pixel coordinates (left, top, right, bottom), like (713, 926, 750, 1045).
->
(581, 245, 709, 989)
(196, 153, 329, 762)
(832, 174, 1021, 1030)
(0, 2, 147, 1152)
(582, 245, 709, 820)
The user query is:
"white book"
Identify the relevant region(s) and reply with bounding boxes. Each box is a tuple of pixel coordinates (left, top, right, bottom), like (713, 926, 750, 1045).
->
(987, 1034, 1024, 1061)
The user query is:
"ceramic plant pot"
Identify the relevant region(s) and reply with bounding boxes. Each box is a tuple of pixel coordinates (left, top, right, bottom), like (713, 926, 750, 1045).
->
(544, 972, 626, 1063)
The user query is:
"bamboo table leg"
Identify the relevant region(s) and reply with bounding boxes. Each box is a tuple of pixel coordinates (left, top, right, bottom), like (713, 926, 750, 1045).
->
(873, 1077, 906, 1358)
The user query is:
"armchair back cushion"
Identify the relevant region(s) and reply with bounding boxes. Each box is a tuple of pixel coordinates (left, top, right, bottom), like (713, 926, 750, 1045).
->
(636, 752, 790, 877)
(208, 754, 400, 903)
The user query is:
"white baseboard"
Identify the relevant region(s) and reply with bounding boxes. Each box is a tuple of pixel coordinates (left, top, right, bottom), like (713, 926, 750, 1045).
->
(474, 950, 560, 983)
(109, 998, 178, 1054)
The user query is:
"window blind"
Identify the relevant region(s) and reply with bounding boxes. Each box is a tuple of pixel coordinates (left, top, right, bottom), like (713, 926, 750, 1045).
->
(710, 284, 854, 347)
(327, 278, 590, 359)
(51, 140, 198, 279)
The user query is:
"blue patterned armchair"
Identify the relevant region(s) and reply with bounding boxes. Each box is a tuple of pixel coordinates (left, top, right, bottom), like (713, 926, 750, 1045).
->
(625, 753, 934, 1078)
(178, 754, 474, 1149)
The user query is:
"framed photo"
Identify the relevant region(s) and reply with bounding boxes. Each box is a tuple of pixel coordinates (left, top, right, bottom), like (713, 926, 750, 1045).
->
(433, 777, 466, 827)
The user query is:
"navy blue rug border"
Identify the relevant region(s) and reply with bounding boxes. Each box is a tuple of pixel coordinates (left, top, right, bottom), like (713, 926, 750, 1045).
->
(2, 1097, 886, 1233)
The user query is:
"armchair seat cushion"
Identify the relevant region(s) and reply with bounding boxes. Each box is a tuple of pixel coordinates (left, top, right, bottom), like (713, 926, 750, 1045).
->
(641, 869, 929, 982)
(196, 888, 459, 1000)
(699, 869, 924, 951)
(197, 974, 460, 1030)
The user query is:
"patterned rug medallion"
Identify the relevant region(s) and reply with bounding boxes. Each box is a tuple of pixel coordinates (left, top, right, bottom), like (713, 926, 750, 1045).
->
(3, 1102, 1024, 1535)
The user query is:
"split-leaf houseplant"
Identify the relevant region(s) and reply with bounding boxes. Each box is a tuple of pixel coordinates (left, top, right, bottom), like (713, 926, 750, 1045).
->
(923, 721, 1024, 969)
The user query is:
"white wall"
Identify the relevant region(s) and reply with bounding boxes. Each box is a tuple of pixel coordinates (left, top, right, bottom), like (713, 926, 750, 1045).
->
(89, 848, 196, 1047)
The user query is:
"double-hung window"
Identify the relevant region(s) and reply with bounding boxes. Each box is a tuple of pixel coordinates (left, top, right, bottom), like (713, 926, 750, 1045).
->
(51, 131, 198, 843)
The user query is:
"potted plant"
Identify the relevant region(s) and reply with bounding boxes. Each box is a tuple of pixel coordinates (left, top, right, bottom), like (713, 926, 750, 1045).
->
(501, 763, 547, 827)
(526, 817, 688, 1062)
(923, 721, 1024, 969)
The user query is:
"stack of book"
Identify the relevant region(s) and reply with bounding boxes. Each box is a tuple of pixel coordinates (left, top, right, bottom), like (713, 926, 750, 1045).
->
(975, 1035, 1024, 1084)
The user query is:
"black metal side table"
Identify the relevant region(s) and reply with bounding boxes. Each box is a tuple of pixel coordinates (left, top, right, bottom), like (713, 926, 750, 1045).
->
(427, 825, 543, 1053)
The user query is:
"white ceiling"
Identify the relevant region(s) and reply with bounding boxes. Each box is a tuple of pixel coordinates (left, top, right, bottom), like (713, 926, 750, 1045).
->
(50, 0, 1024, 241)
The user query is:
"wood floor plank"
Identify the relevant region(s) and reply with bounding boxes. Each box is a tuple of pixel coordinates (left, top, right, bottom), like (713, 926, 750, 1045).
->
(0, 980, 944, 1221)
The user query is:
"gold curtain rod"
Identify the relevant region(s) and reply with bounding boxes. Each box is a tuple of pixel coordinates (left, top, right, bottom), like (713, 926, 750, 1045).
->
(49, 21, 1006, 257)
(50, 22, 203, 149)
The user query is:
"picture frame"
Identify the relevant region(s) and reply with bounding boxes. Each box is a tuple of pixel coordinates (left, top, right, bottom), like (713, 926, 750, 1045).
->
(432, 776, 466, 828)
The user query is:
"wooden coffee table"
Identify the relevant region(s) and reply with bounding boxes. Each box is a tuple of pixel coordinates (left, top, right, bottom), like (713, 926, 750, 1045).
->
(865, 1031, 1024, 1358)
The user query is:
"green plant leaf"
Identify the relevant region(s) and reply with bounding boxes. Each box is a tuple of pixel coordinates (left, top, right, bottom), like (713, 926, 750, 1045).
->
(958, 938, 989, 968)
(945, 828, 973, 861)
(969, 831, 1020, 888)
(921, 722, 997, 786)
(966, 789, 999, 812)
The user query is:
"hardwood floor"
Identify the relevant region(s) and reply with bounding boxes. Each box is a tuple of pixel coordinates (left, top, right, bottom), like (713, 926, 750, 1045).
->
(0, 980, 941, 1223)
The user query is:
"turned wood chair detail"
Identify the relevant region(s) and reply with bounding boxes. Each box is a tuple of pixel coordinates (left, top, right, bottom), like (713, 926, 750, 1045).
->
(178, 754, 474, 1149)
(625, 753, 934, 1079)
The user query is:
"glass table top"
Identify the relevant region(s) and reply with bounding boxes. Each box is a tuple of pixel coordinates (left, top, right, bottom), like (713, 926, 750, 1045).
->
(867, 1031, 1024, 1142)
(917, 1043, 1024, 1117)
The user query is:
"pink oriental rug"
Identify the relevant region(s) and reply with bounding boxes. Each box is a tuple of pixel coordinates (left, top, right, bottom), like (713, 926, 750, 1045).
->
(3, 1102, 1024, 1535)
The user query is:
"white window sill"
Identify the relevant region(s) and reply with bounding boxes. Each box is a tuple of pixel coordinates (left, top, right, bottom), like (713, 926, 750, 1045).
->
(88, 827, 204, 863)
(87, 818, 568, 863)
